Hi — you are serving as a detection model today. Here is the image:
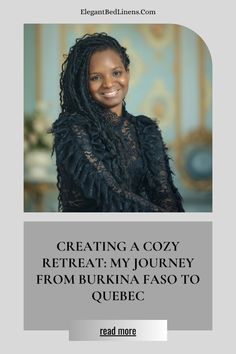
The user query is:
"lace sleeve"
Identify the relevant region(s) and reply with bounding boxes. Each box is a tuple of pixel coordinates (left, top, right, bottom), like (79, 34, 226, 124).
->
(60, 123, 160, 212)
(142, 121, 184, 212)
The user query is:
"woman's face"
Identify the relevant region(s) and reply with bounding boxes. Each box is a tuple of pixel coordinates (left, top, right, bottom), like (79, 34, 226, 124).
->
(88, 49, 130, 116)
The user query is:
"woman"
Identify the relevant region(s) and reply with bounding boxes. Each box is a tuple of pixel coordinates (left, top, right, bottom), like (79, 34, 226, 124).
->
(52, 33, 184, 212)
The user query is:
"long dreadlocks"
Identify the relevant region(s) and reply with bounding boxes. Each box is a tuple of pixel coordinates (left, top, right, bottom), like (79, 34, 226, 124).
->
(52, 33, 131, 210)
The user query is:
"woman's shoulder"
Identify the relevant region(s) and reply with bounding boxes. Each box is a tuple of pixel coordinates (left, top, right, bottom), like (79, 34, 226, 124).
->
(52, 112, 81, 127)
(130, 113, 161, 133)
(52, 112, 91, 136)
(129, 113, 158, 127)
(129, 114, 167, 160)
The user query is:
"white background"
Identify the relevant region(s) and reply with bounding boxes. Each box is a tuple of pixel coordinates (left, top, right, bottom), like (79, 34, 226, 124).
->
(1, 0, 235, 352)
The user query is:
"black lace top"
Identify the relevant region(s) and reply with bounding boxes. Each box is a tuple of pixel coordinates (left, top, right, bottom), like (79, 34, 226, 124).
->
(52, 111, 184, 212)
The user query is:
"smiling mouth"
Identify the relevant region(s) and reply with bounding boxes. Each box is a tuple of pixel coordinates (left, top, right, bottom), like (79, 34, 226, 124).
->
(102, 89, 120, 98)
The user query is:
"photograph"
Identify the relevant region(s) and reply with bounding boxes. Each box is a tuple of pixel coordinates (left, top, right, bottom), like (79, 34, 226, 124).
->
(24, 24, 212, 212)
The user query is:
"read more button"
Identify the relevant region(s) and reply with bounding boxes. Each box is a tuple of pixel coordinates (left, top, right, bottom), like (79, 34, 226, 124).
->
(100, 326, 136, 337)
(69, 320, 167, 341)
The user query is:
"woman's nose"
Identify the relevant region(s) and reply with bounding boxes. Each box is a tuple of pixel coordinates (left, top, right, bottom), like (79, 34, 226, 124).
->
(103, 75, 113, 88)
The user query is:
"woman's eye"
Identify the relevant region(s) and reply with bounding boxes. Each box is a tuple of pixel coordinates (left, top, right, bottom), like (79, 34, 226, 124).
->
(90, 75, 101, 81)
(113, 70, 122, 77)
